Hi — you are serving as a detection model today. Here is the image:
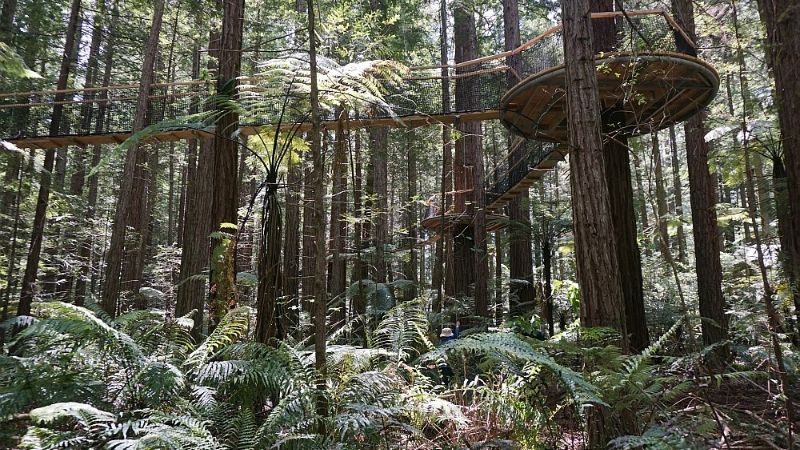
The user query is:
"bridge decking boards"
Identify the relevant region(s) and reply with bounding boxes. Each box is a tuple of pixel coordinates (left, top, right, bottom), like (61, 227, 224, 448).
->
(5, 111, 501, 149)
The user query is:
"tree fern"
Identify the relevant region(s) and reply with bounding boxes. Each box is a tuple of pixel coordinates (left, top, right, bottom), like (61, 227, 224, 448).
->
(184, 306, 252, 372)
(374, 297, 432, 363)
(428, 332, 605, 407)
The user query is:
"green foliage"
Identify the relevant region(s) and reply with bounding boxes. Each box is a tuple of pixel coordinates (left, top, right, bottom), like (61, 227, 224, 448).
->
(0, 43, 41, 79)
(374, 297, 433, 363)
(428, 331, 605, 408)
(609, 426, 698, 450)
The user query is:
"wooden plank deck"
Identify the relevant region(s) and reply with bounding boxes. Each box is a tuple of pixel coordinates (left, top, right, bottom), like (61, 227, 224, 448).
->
(4, 110, 501, 149)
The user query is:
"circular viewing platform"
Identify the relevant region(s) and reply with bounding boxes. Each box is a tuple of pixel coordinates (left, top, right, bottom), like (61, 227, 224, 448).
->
(499, 52, 719, 142)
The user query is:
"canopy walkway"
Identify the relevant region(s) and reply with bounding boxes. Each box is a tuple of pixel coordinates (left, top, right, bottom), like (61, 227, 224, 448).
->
(0, 10, 717, 224)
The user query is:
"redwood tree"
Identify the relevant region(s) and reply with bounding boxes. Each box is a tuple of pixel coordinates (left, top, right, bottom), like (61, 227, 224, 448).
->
(672, 0, 729, 362)
(561, 0, 628, 349)
(18, 0, 82, 316)
(503, 0, 536, 319)
(591, 0, 649, 352)
(754, 0, 800, 304)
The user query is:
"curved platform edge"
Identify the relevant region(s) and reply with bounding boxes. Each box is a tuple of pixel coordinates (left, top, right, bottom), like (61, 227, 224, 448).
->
(499, 52, 720, 142)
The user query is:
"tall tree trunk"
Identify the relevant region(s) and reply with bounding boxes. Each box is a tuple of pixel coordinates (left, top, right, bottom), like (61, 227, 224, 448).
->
(754, 156, 772, 240)
(432, 0, 452, 312)
(301, 149, 316, 323)
(562, 0, 628, 444)
(0, 167, 23, 348)
(52, 4, 85, 195)
(177, 43, 202, 249)
(18, 0, 82, 316)
(306, 0, 328, 434)
(592, 0, 648, 352)
(69, 0, 107, 304)
(212, 0, 244, 233)
(175, 24, 214, 339)
(283, 144, 302, 334)
(452, 4, 480, 302)
(604, 133, 648, 352)
(369, 127, 389, 283)
(472, 129, 489, 318)
(503, 0, 536, 318)
(329, 112, 348, 326)
(175, 138, 214, 338)
(672, 0, 729, 365)
(167, 143, 175, 245)
(632, 148, 649, 230)
(101, 0, 165, 316)
(75, 0, 119, 304)
(404, 132, 418, 300)
(652, 132, 670, 256)
(561, 0, 627, 346)
(668, 125, 687, 262)
(209, 0, 244, 319)
(754, 0, 800, 300)
(350, 130, 368, 338)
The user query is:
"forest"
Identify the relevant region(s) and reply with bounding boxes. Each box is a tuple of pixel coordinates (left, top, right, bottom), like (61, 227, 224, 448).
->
(0, 0, 798, 448)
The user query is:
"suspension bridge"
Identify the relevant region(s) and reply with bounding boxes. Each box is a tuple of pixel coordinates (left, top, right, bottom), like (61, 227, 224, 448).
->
(0, 10, 718, 227)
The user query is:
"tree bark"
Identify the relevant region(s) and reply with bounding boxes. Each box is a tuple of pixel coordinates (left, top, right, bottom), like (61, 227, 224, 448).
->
(632, 148, 650, 232)
(208, 0, 244, 319)
(604, 134, 648, 352)
(18, 0, 82, 316)
(668, 125, 687, 262)
(101, 0, 165, 316)
(73, 0, 112, 305)
(562, 0, 629, 444)
(177, 43, 202, 249)
(369, 127, 389, 283)
(306, 0, 328, 434)
(672, 0, 729, 364)
(175, 25, 213, 340)
(432, 0, 452, 312)
(351, 130, 368, 338)
(652, 132, 670, 256)
(754, 0, 800, 300)
(283, 143, 302, 334)
(591, 0, 647, 352)
(301, 148, 316, 323)
(503, 0, 536, 318)
(404, 132, 418, 300)
(452, 3, 480, 303)
(329, 112, 348, 325)
(561, 0, 628, 348)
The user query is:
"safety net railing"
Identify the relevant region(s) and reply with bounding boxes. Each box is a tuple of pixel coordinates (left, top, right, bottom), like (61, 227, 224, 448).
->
(0, 81, 209, 141)
(0, 10, 695, 144)
(484, 140, 558, 207)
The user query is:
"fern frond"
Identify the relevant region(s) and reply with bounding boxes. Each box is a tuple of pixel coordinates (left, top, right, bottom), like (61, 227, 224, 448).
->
(427, 332, 605, 407)
(184, 307, 253, 372)
(374, 298, 432, 363)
